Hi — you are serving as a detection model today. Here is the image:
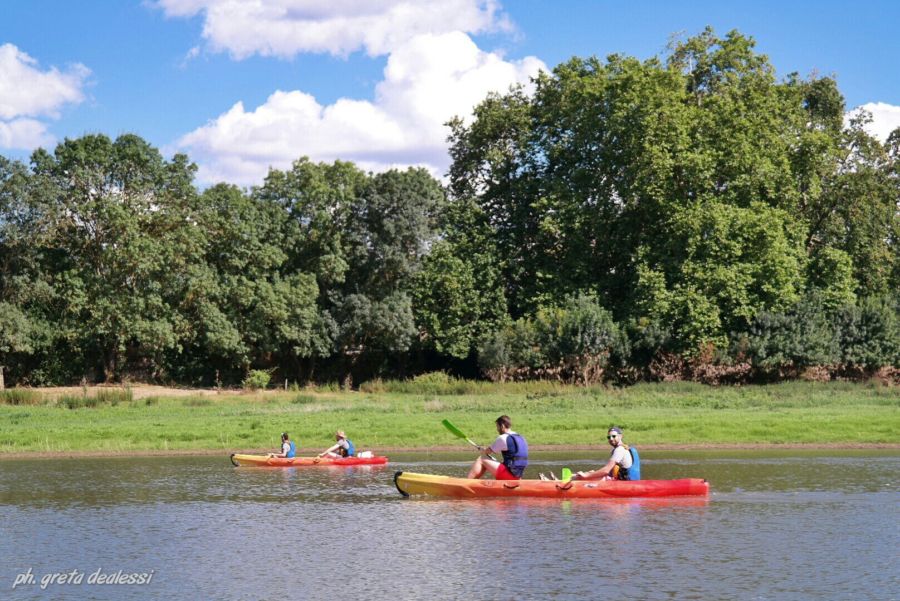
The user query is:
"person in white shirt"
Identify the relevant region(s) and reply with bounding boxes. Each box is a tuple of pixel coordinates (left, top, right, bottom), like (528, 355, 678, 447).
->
(571, 426, 632, 480)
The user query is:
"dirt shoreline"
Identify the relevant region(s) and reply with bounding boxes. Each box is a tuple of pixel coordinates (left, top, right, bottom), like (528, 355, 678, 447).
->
(2, 442, 898, 460)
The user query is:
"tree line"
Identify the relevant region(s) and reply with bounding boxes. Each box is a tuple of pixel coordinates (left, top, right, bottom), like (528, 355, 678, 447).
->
(1, 28, 897, 387)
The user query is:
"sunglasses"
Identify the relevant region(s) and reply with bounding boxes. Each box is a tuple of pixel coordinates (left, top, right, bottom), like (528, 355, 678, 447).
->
(607, 435, 619, 440)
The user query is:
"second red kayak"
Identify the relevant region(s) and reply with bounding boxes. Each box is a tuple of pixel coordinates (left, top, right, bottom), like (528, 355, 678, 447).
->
(230, 453, 388, 467)
(394, 471, 708, 498)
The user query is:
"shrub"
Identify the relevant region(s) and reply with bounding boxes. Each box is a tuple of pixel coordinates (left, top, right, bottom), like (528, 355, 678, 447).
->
(479, 295, 626, 384)
(835, 296, 900, 370)
(242, 369, 273, 390)
(740, 294, 840, 373)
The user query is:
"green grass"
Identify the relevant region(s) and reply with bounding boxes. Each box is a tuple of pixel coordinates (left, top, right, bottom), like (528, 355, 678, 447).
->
(0, 381, 897, 454)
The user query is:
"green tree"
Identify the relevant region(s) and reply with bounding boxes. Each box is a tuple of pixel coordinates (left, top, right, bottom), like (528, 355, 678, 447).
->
(27, 134, 200, 380)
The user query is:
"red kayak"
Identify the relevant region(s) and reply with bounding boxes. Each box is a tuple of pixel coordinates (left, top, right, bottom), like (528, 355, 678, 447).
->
(230, 453, 388, 467)
(394, 471, 708, 498)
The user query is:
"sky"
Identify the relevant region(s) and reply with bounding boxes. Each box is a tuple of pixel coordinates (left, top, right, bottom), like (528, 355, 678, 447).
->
(1, 0, 899, 187)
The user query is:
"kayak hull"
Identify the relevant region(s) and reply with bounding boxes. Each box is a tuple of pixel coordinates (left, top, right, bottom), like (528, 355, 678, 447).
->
(231, 453, 388, 467)
(394, 471, 708, 498)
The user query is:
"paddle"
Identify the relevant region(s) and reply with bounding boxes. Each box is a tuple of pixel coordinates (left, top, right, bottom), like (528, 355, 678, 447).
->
(442, 419, 495, 459)
(441, 419, 481, 450)
(561, 467, 572, 482)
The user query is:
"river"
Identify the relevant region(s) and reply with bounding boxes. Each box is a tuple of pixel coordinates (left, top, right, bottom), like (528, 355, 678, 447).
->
(1, 450, 897, 600)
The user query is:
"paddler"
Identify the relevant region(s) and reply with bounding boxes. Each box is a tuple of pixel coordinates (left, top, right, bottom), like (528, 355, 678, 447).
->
(570, 426, 639, 481)
(269, 432, 296, 458)
(466, 415, 529, 480)
(318, 430, 356, 458)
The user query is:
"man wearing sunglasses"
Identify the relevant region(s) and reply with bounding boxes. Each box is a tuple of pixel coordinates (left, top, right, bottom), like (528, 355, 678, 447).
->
(570, 426, 638, 481)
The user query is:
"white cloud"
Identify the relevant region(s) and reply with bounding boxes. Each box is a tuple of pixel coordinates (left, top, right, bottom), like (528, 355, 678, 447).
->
(0, 43, 90, 149)
(155, 0, 511, 59)
(0, 118, 55, 150)
(177, 31, 545, 185)
(846, 102, 900, 142)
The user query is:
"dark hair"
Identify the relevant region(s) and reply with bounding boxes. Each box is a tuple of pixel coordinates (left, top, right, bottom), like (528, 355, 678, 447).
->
(495, 415, 512, 429)
(281, 432, 289, 440)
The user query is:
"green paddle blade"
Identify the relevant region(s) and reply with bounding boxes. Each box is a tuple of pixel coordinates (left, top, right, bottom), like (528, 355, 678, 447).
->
(441, 419, 468, 440)
(561, 467, 572, 482)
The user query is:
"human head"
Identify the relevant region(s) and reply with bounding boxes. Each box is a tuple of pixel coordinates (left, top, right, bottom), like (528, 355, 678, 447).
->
(495, 415, 512, 433)
(335, 430, 346, 440)
(281, 432, 289, 442)
(607, 427, 622, 446)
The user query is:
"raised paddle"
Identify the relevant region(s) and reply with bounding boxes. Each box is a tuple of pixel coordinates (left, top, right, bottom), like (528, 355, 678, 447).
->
(441, 419, 481, 450)
(441, 419, 495, 459)
(561, 467, 573, 482)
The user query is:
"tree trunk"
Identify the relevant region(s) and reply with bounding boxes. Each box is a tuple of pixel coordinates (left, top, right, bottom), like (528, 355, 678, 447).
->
(104, 346, 118, 383)
(0, 365, 5, 390)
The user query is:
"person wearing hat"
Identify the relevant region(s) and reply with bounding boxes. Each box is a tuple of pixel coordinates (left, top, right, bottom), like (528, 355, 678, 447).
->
(318, 430, 356, 458)
(269, 432, 296, 458)
(570, 426, 635, 481)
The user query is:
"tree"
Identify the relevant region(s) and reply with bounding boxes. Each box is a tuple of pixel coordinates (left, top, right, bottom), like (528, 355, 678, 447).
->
(25, 134, 202, 381)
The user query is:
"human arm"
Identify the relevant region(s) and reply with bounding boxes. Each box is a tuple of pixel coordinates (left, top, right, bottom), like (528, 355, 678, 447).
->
(483, 434, 508, 456)
(571, 458, 616, 481)
(270, 442, 289, 458)
(318, 443, 340, 457)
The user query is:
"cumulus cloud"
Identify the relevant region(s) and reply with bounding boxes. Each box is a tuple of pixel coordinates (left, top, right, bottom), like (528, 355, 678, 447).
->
(178, 31, 545, 185)
(846, 102, 900, 142)
(155, 0, 511, 58)
(0, 43, 90, 149)
(0, 119, 55, 150)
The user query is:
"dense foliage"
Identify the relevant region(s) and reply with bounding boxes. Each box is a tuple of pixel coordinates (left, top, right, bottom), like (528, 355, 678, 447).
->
(1, 29, 897, 386)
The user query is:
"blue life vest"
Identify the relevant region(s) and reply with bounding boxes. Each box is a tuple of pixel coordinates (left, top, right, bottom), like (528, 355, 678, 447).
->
(617, 446, 639, 481)
(342, 439, 356, 457)
(502, 433, 529, 478)
(286, 440, 296, 458)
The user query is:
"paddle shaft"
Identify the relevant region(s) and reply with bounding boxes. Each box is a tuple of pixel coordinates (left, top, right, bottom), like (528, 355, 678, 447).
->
(441, 419, 496, 460)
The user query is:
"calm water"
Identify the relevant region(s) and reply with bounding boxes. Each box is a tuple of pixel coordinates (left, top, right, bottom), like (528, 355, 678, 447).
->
(0, 451, 897, 601)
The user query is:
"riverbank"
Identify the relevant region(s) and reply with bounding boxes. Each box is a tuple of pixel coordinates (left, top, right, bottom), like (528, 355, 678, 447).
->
(2, 442, 899, 461)
(1, 381, 897, 455)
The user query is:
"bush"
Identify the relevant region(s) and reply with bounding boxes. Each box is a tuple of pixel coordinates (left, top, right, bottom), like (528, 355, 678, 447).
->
(739, 294, 840, 373)
(478, 295, 626, 384)
(242, 369, 273, 390)
(835, 296, 900, 370)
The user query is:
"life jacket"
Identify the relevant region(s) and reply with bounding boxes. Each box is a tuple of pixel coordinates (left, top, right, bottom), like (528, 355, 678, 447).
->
(340, 439, 356, 457)
(501, 433, 529, 478)
(616, 446, 640, 481)
(286, 440, 296, 458)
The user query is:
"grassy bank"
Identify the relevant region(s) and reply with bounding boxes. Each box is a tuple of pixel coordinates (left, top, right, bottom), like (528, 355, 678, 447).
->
(0, 381, 897, 454)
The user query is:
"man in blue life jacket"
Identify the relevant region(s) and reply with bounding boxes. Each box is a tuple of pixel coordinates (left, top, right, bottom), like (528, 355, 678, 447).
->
(466, 415, 529, 480)
(318, 430, 356, 458)
(269, 432, 296, 458)
(570, 426, 640, 481)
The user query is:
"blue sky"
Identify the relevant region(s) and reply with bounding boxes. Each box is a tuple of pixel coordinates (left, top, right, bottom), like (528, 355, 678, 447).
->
(1, 1, 898, 186)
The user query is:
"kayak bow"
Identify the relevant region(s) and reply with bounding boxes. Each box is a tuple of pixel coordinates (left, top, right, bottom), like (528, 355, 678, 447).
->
(393, 471, 708, 498)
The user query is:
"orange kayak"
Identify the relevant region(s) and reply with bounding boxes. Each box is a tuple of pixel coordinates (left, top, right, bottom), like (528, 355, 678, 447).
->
(230, 453, 388, 467)
(394, 471, 708, 498)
